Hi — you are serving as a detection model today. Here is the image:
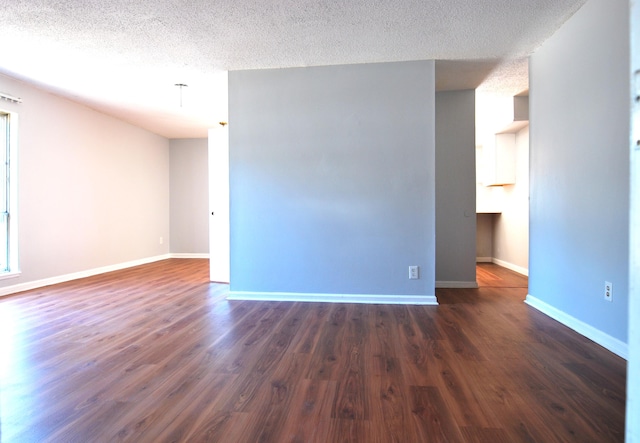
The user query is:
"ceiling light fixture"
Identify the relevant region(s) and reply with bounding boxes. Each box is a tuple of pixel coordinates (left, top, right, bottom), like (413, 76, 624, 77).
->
(175, 83, 188, 107)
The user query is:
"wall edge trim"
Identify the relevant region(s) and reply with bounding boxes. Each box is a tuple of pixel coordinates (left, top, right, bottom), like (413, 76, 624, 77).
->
(170, 253, 210, 259)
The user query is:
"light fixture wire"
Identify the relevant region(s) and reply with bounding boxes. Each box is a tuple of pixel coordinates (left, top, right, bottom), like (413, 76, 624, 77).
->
(175, 83, 188, 107)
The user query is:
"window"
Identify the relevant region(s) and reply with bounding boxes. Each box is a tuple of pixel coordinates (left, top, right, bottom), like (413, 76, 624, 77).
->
(0, 110, 17, 276)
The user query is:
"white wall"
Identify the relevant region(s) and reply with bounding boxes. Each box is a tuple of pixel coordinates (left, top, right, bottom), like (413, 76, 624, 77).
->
(528, 0, 629, 349)
(493, 125, 529, 274)
(228, 61, 435, 300)
(435, 90, 477, 285)
(169, 138, 209, 255)
(0, 74, 170, 289)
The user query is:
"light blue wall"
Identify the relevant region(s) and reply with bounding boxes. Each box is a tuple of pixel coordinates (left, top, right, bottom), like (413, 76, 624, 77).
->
(229, 61, 435, 296)
(435, 90, 476, 284)
(529, 0, 629, 342)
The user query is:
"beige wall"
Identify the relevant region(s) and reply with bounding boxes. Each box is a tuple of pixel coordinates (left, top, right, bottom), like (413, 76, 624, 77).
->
(169, 138, 209, 254)
(0, 73, 170, 289)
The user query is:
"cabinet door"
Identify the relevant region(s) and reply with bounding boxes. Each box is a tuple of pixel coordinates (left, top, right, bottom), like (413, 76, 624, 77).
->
(483, 133, 516, 186)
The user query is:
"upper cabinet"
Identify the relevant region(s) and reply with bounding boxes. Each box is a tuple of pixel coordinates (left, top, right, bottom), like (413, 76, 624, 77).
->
(480, 96, 529, 187)
(482, 133, 517, 186)
(497, 96, 529, 134)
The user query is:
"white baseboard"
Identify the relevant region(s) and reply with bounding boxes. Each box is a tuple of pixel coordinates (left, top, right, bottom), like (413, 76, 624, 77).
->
(0, 254, 172, 297)
(436, 281, 479, 288)
(227, 291, 438, 305)
(525, 294, 628, 360)
(170, 253, 210, 259)
(476, 257, 493, 263)
(491, 258, 529, 276)
(476, 257, 529, 276)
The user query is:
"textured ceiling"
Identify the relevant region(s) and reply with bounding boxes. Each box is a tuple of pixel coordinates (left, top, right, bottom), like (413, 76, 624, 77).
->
(0, 0, 586, 138)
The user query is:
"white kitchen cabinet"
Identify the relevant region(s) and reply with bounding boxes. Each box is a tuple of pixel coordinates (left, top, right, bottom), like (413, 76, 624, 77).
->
(482, 132, 516, 186)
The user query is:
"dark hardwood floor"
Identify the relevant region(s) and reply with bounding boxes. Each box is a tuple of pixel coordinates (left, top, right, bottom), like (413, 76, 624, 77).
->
(0, 260, 626, 442)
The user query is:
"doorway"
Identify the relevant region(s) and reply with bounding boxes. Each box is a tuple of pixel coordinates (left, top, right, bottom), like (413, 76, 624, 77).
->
(475, 92, 529, 277)
(208, 123, 230, 284)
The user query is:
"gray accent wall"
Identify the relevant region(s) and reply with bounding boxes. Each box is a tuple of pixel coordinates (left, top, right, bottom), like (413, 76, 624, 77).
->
(229, 61, 435, 296)
(435, 90, 476, 284)
(528, 0, 629, 342)
(169, 138, 209, 254)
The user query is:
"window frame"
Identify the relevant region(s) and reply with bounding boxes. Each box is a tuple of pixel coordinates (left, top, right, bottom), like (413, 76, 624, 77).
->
(0, 109, 19, 279)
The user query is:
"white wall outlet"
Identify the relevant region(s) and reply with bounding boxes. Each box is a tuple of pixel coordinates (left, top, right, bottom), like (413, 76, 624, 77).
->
(159, 236, 164, 245)
(409, 266, 420, 280)
(604, 281, 613, 302)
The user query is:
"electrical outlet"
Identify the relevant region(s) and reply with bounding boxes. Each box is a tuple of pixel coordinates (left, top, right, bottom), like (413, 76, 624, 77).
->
(159, 236, 164, 245)
(409, 266, 419, 280)
(604, 281, 612, 302)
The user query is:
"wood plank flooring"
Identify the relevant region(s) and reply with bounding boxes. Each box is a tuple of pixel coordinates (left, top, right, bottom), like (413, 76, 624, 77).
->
(0, 260, 626, 442)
